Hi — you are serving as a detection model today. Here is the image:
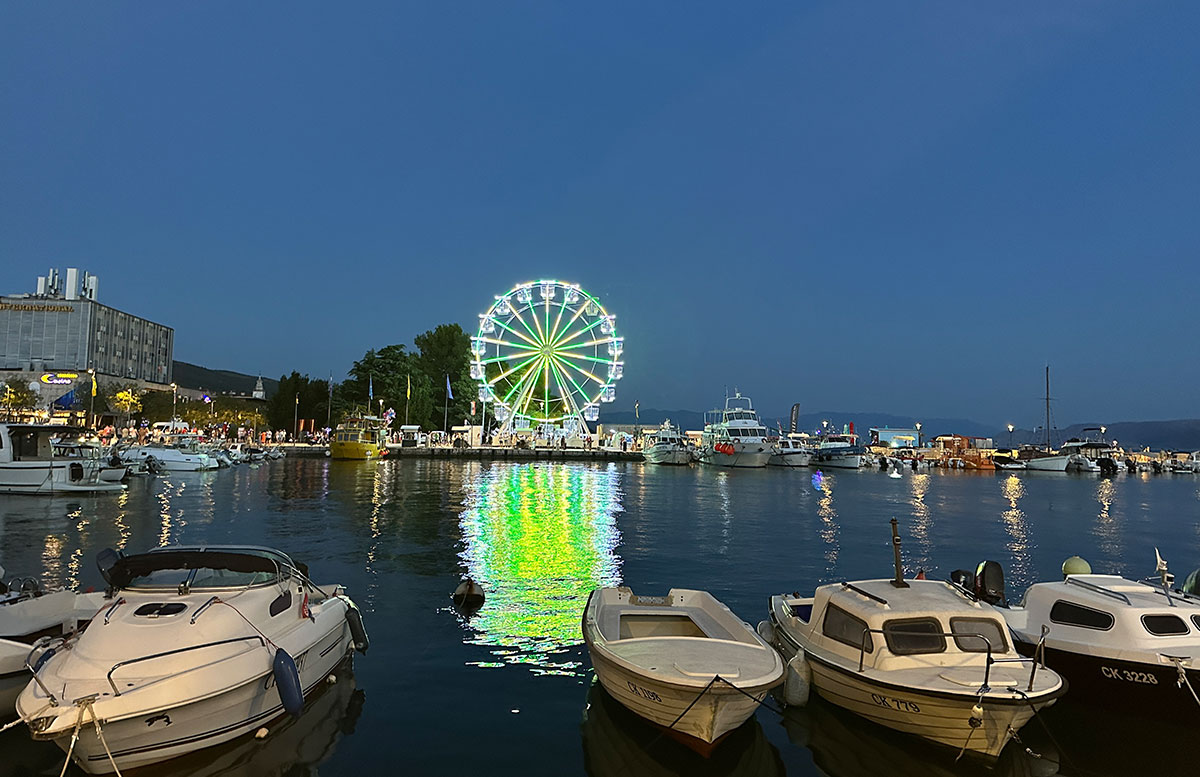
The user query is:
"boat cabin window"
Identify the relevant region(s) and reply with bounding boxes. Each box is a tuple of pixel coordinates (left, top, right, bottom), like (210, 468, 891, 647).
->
(1191, 615, 1200, 632)
(883, 618, 946, 655)
(950, 617, 1008, 653)
(1143, 614, 1190, 636)
(618, 614, 706, 640)
(1049, 600, 1114, 631)
(822, 604, 873, 653)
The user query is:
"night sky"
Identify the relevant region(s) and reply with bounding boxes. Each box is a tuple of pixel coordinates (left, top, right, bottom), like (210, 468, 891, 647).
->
(3, 2, 1197, 426)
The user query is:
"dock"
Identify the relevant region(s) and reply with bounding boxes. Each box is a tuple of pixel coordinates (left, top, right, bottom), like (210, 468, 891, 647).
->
(280, 443, 642, 462)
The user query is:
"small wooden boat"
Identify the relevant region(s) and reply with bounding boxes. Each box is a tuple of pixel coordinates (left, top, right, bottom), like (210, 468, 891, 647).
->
(582, 586, 784, 752)
(764, 520, 1066, 761)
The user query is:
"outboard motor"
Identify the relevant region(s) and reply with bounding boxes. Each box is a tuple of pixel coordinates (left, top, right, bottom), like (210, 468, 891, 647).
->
(950, 568, 976, 591)
(973, 560, 1007, 606)
(96, 547, 124, 589)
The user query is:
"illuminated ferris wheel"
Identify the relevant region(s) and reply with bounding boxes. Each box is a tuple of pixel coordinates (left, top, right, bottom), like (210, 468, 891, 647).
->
(472, 280, 623, 434)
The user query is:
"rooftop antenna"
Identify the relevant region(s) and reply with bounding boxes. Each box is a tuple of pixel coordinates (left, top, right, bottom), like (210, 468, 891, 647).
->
(890, 518, 909, 588)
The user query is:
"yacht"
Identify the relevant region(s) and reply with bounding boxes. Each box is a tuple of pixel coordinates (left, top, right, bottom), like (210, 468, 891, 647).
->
(1059, 434, 1120, 475)
(16, 545, 369, 774)
(698, 393, 771, 468)
(0, 425, 126, 494)
(763, 521, 1065, 760)
(641, 421, 692, 465)
(769, 433, 814, 468)
(330, 414, 389, 460)
(811, 429, 866, 469)
(119, 434, 216, 472)
(583, 586, 784, 752)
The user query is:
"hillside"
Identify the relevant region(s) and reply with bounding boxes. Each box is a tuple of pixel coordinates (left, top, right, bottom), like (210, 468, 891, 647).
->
(172, 361, 279, 398)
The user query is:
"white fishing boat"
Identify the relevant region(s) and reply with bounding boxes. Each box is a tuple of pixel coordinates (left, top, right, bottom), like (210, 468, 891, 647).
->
(698, 393, 772, 468)
(0, 425, 126, 494)
(994, 552, 1200, 719)
(0, 570, 106, 716)
(763, 521, 1065, 761)
(769, 434, 814, 468)
(16, 545, 369, 774)
(583, 586, 784, 752)
(119, 434, 216, 472)
(642, 422, 692, 465)
(811, 430, 866, 469)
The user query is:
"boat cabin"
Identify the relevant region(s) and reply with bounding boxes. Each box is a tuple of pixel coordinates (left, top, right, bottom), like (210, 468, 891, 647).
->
(99, 546, 298, 592)
(779, 579, 1015, 672)
(1006, 574, 1200, 652)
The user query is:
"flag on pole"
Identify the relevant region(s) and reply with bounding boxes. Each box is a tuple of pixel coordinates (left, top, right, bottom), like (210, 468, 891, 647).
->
(91, 374, 97, 397)
(634, 400, 639, 420)
(368, 374, 373, 401)
(406, 374, 411, 399)
(445, 374, 454, 401)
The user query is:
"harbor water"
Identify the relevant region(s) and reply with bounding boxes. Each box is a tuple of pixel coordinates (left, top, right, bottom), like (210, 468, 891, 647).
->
(2, 459, 1198, 776)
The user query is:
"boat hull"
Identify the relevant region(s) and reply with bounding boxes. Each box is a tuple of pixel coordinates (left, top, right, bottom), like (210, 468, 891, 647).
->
(643, 447, 693, 465)
(329, 441, 386, 460)
(0, 462, 125, 494)
(699, 448, 771, 468)
(770, 612, 1058, 760)
(811, 454, 862, 469)
(588, 641, 773, 747)
(1025, 455, 1070, 472)
(768, 452, 811, 468)
(29, 622, 352, 774)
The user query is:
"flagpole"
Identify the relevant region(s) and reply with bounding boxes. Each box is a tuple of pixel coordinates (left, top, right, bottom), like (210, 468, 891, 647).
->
(405, 374, 410, 425)
(443, 374, 450, 433)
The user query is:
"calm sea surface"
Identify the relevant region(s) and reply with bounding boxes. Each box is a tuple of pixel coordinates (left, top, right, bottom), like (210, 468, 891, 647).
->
(2, 459, 1199, 776)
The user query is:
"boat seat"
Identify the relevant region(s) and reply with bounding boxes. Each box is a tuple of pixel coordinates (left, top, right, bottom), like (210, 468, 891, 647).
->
(602, 606, 734, 642)
(938, 669, 1016, 688)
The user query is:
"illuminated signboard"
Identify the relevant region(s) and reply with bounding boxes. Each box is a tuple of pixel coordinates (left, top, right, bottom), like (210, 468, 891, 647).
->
(40, 373, 79, 385)
(458, 463, 623, 673)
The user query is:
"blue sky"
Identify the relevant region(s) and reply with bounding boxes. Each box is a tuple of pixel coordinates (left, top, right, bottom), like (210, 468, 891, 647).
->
(3, 2, 1197, 426)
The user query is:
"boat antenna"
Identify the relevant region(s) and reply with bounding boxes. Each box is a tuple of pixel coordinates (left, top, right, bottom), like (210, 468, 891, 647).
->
(890, 518, 909, 588)
(1156, 548, 1176, 607)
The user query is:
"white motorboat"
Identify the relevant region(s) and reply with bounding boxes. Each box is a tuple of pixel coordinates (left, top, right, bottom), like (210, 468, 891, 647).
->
(763, 521, 1065, 761)
(583, 586, 784, 752)
(698, 393, 772, 468)
(120, 434, 216, 472)
(768, 434, 814, 468)
(0, 425, 126, 495)
(1059, 434, 1121, 475)
(811, 430, 866, 469)
(991, 552, 1200, 719)
(16, 545, 369, 774)
(0, 570, 106, 716)
(642, 422, 692, 465)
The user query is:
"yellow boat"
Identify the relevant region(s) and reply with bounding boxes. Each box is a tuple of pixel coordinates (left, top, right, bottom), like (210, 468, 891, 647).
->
(330, 414, 389, 460)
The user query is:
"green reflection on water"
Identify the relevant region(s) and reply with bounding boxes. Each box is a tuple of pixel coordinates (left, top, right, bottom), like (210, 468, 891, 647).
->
(459, 463, 623, 673)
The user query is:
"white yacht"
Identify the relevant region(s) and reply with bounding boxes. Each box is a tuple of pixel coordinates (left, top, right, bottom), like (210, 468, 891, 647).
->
(699, 393, 772, 468)
(769, 434, 814, 468)
(119, 434, 216, 471)
(763, 523, 1065, 761)
(0, 425, 126, 494)
(642, 421, 692, 465)
(16, 545, 369, 774)
(811, 430, 866, 469)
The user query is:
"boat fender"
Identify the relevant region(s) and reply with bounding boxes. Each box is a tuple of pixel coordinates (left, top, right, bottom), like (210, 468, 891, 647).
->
(784, 652, 811, 707)
(756, 619, 775, 645)
(346, 603, 370, 654)
(968, 702, 984, 728)
(255, 727, 270, 740)
(273, 648, 304, 718)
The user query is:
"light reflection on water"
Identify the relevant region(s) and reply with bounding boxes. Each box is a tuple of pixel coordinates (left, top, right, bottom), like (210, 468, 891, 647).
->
(457, 462, 623, 674)
(908, 473, 932, 571)
(1091, 478, 1123, 575)
(816, 471, 839, 575)
(1000, 475, 1033, 587)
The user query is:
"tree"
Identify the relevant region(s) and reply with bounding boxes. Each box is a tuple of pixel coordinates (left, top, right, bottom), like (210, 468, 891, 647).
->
(414, 323, 474, 430)
(267, 372, 332, 433)
(110, 385, 143, 426)
(1, 378, 39, 419)
(341, 344, 422, 429)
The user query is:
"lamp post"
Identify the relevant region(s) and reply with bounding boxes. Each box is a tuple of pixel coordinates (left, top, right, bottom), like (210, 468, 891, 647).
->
(293, 393, 299, 442)
(87, 368, 96, 430)
(1100, 425, 1107, 440)
(170, 382, 177, 422)
(915, 421, 922, 448)
(1007, 423, 1014, 447)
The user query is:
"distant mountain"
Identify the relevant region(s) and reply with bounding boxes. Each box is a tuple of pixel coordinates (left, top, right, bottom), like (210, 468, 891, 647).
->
(172, 361, 279, 398)
(1004, 421, 1200, 453)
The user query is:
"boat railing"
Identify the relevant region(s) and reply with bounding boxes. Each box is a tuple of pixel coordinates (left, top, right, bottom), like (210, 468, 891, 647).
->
(1064, 576, 1132, 605)
(105, 634, 268, 696)
(856, 623, 1050, 693)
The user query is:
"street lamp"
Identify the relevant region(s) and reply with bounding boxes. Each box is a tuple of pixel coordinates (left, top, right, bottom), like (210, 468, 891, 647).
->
(915, 421, 922, 447)
(170, 382, 178, 422)
(1100, 425, 1107, 439)
(1007, 423, 1014, 447)
(293, 393, 299, 443)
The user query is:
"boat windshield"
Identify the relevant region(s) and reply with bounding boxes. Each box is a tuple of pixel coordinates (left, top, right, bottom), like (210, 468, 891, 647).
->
(106, 549, 288, 590)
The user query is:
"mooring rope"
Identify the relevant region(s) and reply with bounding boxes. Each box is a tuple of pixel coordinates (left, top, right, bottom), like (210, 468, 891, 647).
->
(84, 698, 124, 777)
(1009, 687, 1077, 771)
(1170, 656, 1200, 708)
(0, 701, 52, 734)
(642, 673, 785, 750)
(57, 703, 87, 777)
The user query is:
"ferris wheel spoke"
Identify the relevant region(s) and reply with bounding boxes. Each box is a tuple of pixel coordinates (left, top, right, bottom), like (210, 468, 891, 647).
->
(479, 351, 540, 366)
(554, 336, 617, 353)
(491, 316, 540, 350)
(498, 354, 543, 406)
(546, 297, 571, 347)
(547, 358, 582, 419)
(553, 353, 606, 390)
(552, 316, 606, 349)
(554, 350, 615, 367)
(548, 357, 587, 413)
(548, 298, 590, 347)
(487, 352, 542, 387)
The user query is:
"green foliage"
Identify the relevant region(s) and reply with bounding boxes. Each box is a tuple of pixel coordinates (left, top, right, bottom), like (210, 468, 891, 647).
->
(1, 378, 39, 416)
(266, 372, 332, 432)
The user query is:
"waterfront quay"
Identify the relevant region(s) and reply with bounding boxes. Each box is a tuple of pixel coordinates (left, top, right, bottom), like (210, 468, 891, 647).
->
(282, 442, 642, 461)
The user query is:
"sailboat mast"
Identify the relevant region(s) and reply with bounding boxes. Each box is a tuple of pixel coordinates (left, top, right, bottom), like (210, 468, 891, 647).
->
(1044, 365, 1051, 452)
